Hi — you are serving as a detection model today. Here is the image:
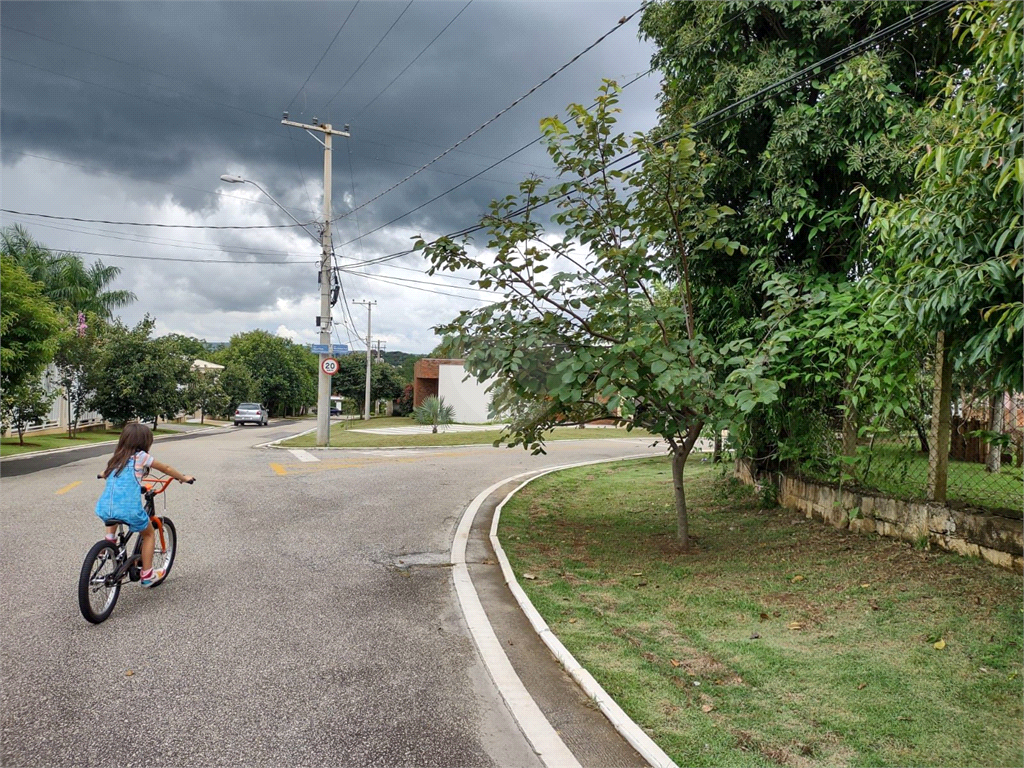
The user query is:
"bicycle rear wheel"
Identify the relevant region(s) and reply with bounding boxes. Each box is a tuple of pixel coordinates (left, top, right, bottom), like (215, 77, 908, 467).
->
(148, 517, 177, 587)
(78, 541, 121, 624)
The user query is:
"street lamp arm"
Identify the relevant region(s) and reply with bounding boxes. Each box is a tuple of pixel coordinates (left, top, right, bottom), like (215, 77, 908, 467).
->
(219, 174, 321, 244)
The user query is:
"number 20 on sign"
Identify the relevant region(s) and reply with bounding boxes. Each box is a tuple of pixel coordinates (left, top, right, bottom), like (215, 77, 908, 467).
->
(321, 357, 339, 376)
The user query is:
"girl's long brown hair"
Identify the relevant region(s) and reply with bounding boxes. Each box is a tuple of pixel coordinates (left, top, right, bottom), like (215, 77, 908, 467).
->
(102, 423, 154, 478)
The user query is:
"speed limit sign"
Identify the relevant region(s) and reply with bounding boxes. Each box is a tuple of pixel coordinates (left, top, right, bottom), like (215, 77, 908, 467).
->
(321, 357, 339, 376)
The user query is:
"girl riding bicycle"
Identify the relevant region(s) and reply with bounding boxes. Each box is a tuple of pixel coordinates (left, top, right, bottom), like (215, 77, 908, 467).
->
(95, 423, 193, 587)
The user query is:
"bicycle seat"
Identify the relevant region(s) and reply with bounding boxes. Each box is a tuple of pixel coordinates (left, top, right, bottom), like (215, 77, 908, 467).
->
(102, 519, 129, 527)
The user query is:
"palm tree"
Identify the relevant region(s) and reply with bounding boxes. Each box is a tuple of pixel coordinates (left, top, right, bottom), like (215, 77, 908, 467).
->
(1, 225, 135, 318)
(414, 395, 456, 433)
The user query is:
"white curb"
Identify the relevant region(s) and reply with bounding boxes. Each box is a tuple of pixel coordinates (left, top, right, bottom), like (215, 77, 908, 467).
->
(486, 457, 680, 768)
(453, 451, 678, 768)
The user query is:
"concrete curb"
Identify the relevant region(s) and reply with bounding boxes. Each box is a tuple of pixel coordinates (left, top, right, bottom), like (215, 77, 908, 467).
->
(452, 469, 583, 768)
(0, 424, 229, 462)
(260, 431, 659, 452)
(484, 456, 680, 768)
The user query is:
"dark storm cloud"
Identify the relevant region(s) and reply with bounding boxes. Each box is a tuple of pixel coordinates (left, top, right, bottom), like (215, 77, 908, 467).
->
(1, 0, 660, 349)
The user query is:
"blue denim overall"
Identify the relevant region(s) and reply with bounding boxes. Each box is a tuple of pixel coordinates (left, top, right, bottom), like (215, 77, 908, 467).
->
(94, 456, 149, 532)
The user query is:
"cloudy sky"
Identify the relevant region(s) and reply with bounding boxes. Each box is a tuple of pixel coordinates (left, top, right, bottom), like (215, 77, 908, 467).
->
(1, 0, 662, 353)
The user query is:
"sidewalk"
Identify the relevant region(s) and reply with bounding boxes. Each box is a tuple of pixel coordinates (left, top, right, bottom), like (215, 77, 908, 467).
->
(346, 423, 507, 435)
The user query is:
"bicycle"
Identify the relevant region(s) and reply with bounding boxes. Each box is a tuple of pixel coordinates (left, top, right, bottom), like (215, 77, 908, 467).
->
(78, 474, 192, 624)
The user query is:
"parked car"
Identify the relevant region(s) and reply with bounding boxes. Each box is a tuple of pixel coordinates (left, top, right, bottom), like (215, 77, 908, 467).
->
(330, 406, 342, 416)
(234, 403, 269, 426)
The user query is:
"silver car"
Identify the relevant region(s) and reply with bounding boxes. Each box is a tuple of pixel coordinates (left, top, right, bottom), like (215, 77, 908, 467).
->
(234, 402, 269, 426)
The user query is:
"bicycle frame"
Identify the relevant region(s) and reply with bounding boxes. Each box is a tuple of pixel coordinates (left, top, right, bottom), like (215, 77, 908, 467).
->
(103, 475, 174, 585)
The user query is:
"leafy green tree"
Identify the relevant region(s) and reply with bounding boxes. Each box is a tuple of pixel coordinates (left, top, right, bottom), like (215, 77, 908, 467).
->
(638, 1, 966, 469)
(331, 353, 404, 407)
(0, 381, 56, 445)
(89, 316, 190, 425)
(0, 256, 64, 395)
(863, 0, 1023, 391)
(414, 395, 456, 434)
(190, 369, 229, 424)
(422, 84, 782, 548)
(217, 330, 316, 416)
(1, 225, 134, 318)
(52, 311, 104, 437)
(218, 362, 258, 412)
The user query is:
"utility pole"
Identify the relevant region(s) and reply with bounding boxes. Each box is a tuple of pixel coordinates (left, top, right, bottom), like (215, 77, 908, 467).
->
(280, 113, 349, 447)
(353, 300, 376, 420)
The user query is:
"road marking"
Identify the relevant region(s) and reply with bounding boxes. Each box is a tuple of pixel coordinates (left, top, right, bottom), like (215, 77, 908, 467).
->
(287, 449, 320, 463)
(56, 480, 82, 495)
(269, 448, 486, 477)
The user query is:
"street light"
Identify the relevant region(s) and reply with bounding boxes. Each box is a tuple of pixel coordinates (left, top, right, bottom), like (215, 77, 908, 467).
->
(220, 170, 333, 445)
(219, 174, 321, 244)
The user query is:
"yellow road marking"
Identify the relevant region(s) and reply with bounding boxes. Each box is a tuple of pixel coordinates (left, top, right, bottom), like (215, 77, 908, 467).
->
(56, 480, 82, 495)
(269, 448, 485, 476)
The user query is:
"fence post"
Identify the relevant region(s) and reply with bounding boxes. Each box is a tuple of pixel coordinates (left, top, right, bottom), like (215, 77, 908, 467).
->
(986, 390, 1003, 473)
(927, 331, 953, 502)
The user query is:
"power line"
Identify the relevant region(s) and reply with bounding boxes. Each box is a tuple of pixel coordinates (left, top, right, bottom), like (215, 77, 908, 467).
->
(1, 208, 316, 230)
(334, 1, 960, 270)
(286, 1, 361, 111)
(49, 249, 312, 265)
(321, 0, 415, 113)
(328, 3, 646, 226)
(352, 0, 473, 119)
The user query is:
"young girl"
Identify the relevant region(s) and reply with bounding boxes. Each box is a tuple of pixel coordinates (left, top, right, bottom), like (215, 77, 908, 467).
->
(95, 422, 194, 587)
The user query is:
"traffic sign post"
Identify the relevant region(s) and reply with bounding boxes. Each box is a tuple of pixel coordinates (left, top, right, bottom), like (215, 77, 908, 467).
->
(321, 357, 339, 376)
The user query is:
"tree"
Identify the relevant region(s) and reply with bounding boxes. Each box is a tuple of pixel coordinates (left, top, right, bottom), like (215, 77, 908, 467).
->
(218, 362, 258, 412)
(217, 331, 316, 416)
(330, 354, 404, 408)
(2, 225, 135, 319)
(0, 381, 56, 445)
(863, 0, 1023, 392)
(414, 395, 456, 434)
(89, 316, 190, 425)
(421, 84, 781, 549)
(0, 256, 64, 395)
(52, 311, 104, 437)
(190, 369, 229, 424)
(638, 1, 966, 470)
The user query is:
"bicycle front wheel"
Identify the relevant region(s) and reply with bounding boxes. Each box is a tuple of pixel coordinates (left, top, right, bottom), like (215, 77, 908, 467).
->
(148, 517, 177, 587)
(78, 541, 121, 624)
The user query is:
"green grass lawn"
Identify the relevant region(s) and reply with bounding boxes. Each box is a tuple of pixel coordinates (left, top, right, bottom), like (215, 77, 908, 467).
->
(280, 418, 652, 448)
(0, 428, 179, 457)
(499, 457, 1024, 768)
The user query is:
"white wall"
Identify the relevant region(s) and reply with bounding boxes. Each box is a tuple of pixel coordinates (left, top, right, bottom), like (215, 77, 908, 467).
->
(437, 363, 494, 423)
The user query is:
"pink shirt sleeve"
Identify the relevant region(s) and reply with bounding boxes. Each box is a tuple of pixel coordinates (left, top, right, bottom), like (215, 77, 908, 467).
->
(133, 450, 155, 482)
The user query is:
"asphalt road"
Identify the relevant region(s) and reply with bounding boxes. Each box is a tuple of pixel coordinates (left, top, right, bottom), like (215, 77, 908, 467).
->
(0, 421, 661, 767)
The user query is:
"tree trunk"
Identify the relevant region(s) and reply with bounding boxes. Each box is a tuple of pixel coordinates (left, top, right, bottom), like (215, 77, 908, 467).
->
(713, 431, 722, 463)
(671, 448, 689, 552)
(912, 418, 930, 454)
(67, 388, 73, 439)
(986, 391, 1003, 473)
(432, 424, 438, 434)
(927, 331, 953, 502)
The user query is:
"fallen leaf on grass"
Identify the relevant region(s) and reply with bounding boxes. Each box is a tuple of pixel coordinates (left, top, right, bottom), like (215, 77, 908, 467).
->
(522, 573, 537, 580)
(933, 639, 946, 650)
(857, 683, 867, 690)
(631, 572, 643, 577)
(792, 575, 804, 583)
(749, 632, 760, 640)
(568, 618, 577, 624)
(759, 613, 770, 621)
(869, 601, 880, 611)
(787, 622, 803, 630)
(670, 659, 682, 668)
(860, 583, 871, 589)
(701, 704, 714, 713)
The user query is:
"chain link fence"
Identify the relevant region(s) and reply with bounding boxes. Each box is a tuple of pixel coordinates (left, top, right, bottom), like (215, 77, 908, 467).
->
(781, 393, 1022, 515)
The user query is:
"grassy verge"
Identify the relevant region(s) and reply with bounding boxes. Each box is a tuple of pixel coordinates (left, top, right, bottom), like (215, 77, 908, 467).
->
(0, 428, 179, 457)
(280, 419, 651, 448)
(499, 457, 1024, 768)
